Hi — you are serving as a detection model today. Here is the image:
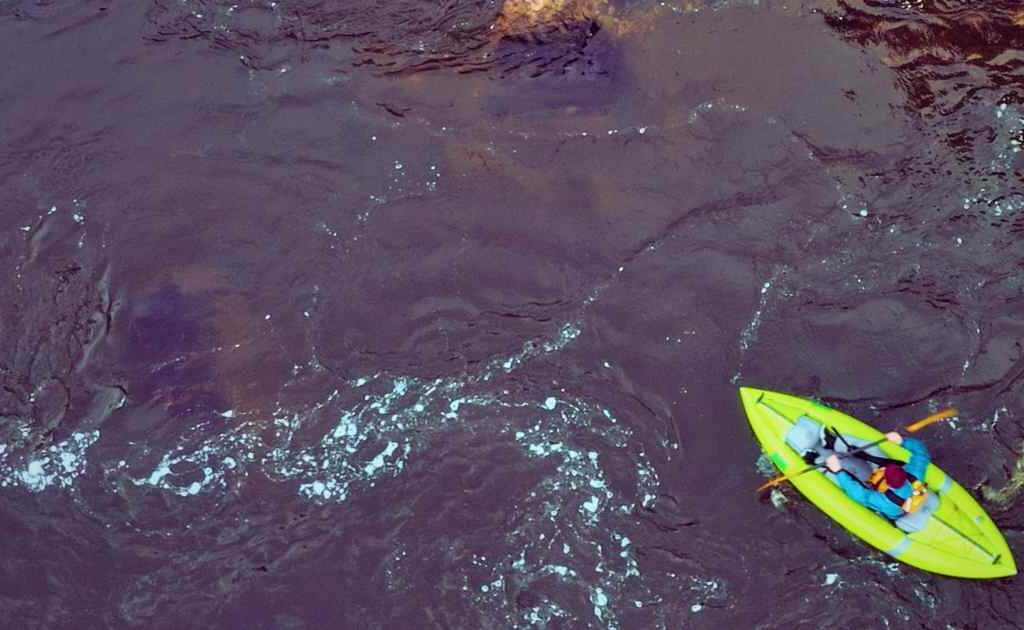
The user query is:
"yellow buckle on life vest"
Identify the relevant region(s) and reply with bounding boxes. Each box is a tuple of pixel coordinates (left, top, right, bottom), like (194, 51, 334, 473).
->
(902, 480, 928, 514)
(868, 467, 888, 492)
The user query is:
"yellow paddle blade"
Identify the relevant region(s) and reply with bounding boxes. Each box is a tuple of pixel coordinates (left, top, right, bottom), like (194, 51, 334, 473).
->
(756, 471, 802, 493)
(905, 407, 957, 433)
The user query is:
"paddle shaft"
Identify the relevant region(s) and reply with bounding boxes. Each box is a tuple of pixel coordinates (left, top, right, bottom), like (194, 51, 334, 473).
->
(757, 407, 957, 492)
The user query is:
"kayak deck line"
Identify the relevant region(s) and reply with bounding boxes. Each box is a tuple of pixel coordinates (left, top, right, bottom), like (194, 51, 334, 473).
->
(754, 398, 791, 425)
(931, 513, 999, 563)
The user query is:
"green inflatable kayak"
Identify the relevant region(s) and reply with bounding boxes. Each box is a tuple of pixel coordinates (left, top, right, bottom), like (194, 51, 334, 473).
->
(741, 387, 1016, 579)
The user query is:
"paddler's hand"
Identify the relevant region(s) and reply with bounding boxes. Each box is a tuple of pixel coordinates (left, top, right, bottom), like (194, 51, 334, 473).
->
(885, 431, 903, 445)
(825, 454, 842, 473)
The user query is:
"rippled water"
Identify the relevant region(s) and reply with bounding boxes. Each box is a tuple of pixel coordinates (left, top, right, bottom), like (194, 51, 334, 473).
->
(2, 0, 1023, 627)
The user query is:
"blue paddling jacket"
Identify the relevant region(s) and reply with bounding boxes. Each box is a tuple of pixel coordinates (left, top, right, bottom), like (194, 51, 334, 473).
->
(834, 437, 931, 520)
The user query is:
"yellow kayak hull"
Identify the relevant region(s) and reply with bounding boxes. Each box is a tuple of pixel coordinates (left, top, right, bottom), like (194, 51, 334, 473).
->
(741, 387, 1016, 579)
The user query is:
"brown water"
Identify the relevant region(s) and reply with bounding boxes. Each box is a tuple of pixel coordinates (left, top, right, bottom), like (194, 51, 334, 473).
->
(1, 0, 1023, 627)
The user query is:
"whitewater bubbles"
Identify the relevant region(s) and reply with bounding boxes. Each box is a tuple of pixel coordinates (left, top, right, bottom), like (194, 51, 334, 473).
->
(0, 430, 100, 492)
(123, 317, 662, 627)
(472, 397, 658, 628)
(128, 323, 585, 501)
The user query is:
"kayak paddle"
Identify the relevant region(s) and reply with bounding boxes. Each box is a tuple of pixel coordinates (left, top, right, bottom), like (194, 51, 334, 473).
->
(756, 407, 957, 493)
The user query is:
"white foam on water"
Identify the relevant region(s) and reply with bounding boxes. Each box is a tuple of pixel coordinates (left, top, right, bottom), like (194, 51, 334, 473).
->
(980, 406, 1008, 431)
(733, 267, 788, 384)
(122, 319, 664, 625)
(591, 586, 609, 621)
(0, 431, 100, 492)
(754, 453, 777, 476)
(135, 322, 585, 504)
(686, 575, 725, 615)
(362, 441, 399, 476)
(957, 103, 1024, 229)
(769, 488, 788, 508)
(132, 426, 260, 496)
(739, 279, 773, 353)
(469, 400, 659, 628)
(687, 98, 749, 125)
(837, 185, 869, 218)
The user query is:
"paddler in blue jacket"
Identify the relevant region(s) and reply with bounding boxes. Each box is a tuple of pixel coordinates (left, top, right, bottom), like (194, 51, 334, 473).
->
(824, 432, 932, 521)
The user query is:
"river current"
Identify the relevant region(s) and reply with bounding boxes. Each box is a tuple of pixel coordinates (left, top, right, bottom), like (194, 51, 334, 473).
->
(1, 0, 1023, 627)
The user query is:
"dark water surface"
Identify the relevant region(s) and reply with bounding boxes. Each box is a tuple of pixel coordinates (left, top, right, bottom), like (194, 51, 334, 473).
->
(2, 0, 1024, 627)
